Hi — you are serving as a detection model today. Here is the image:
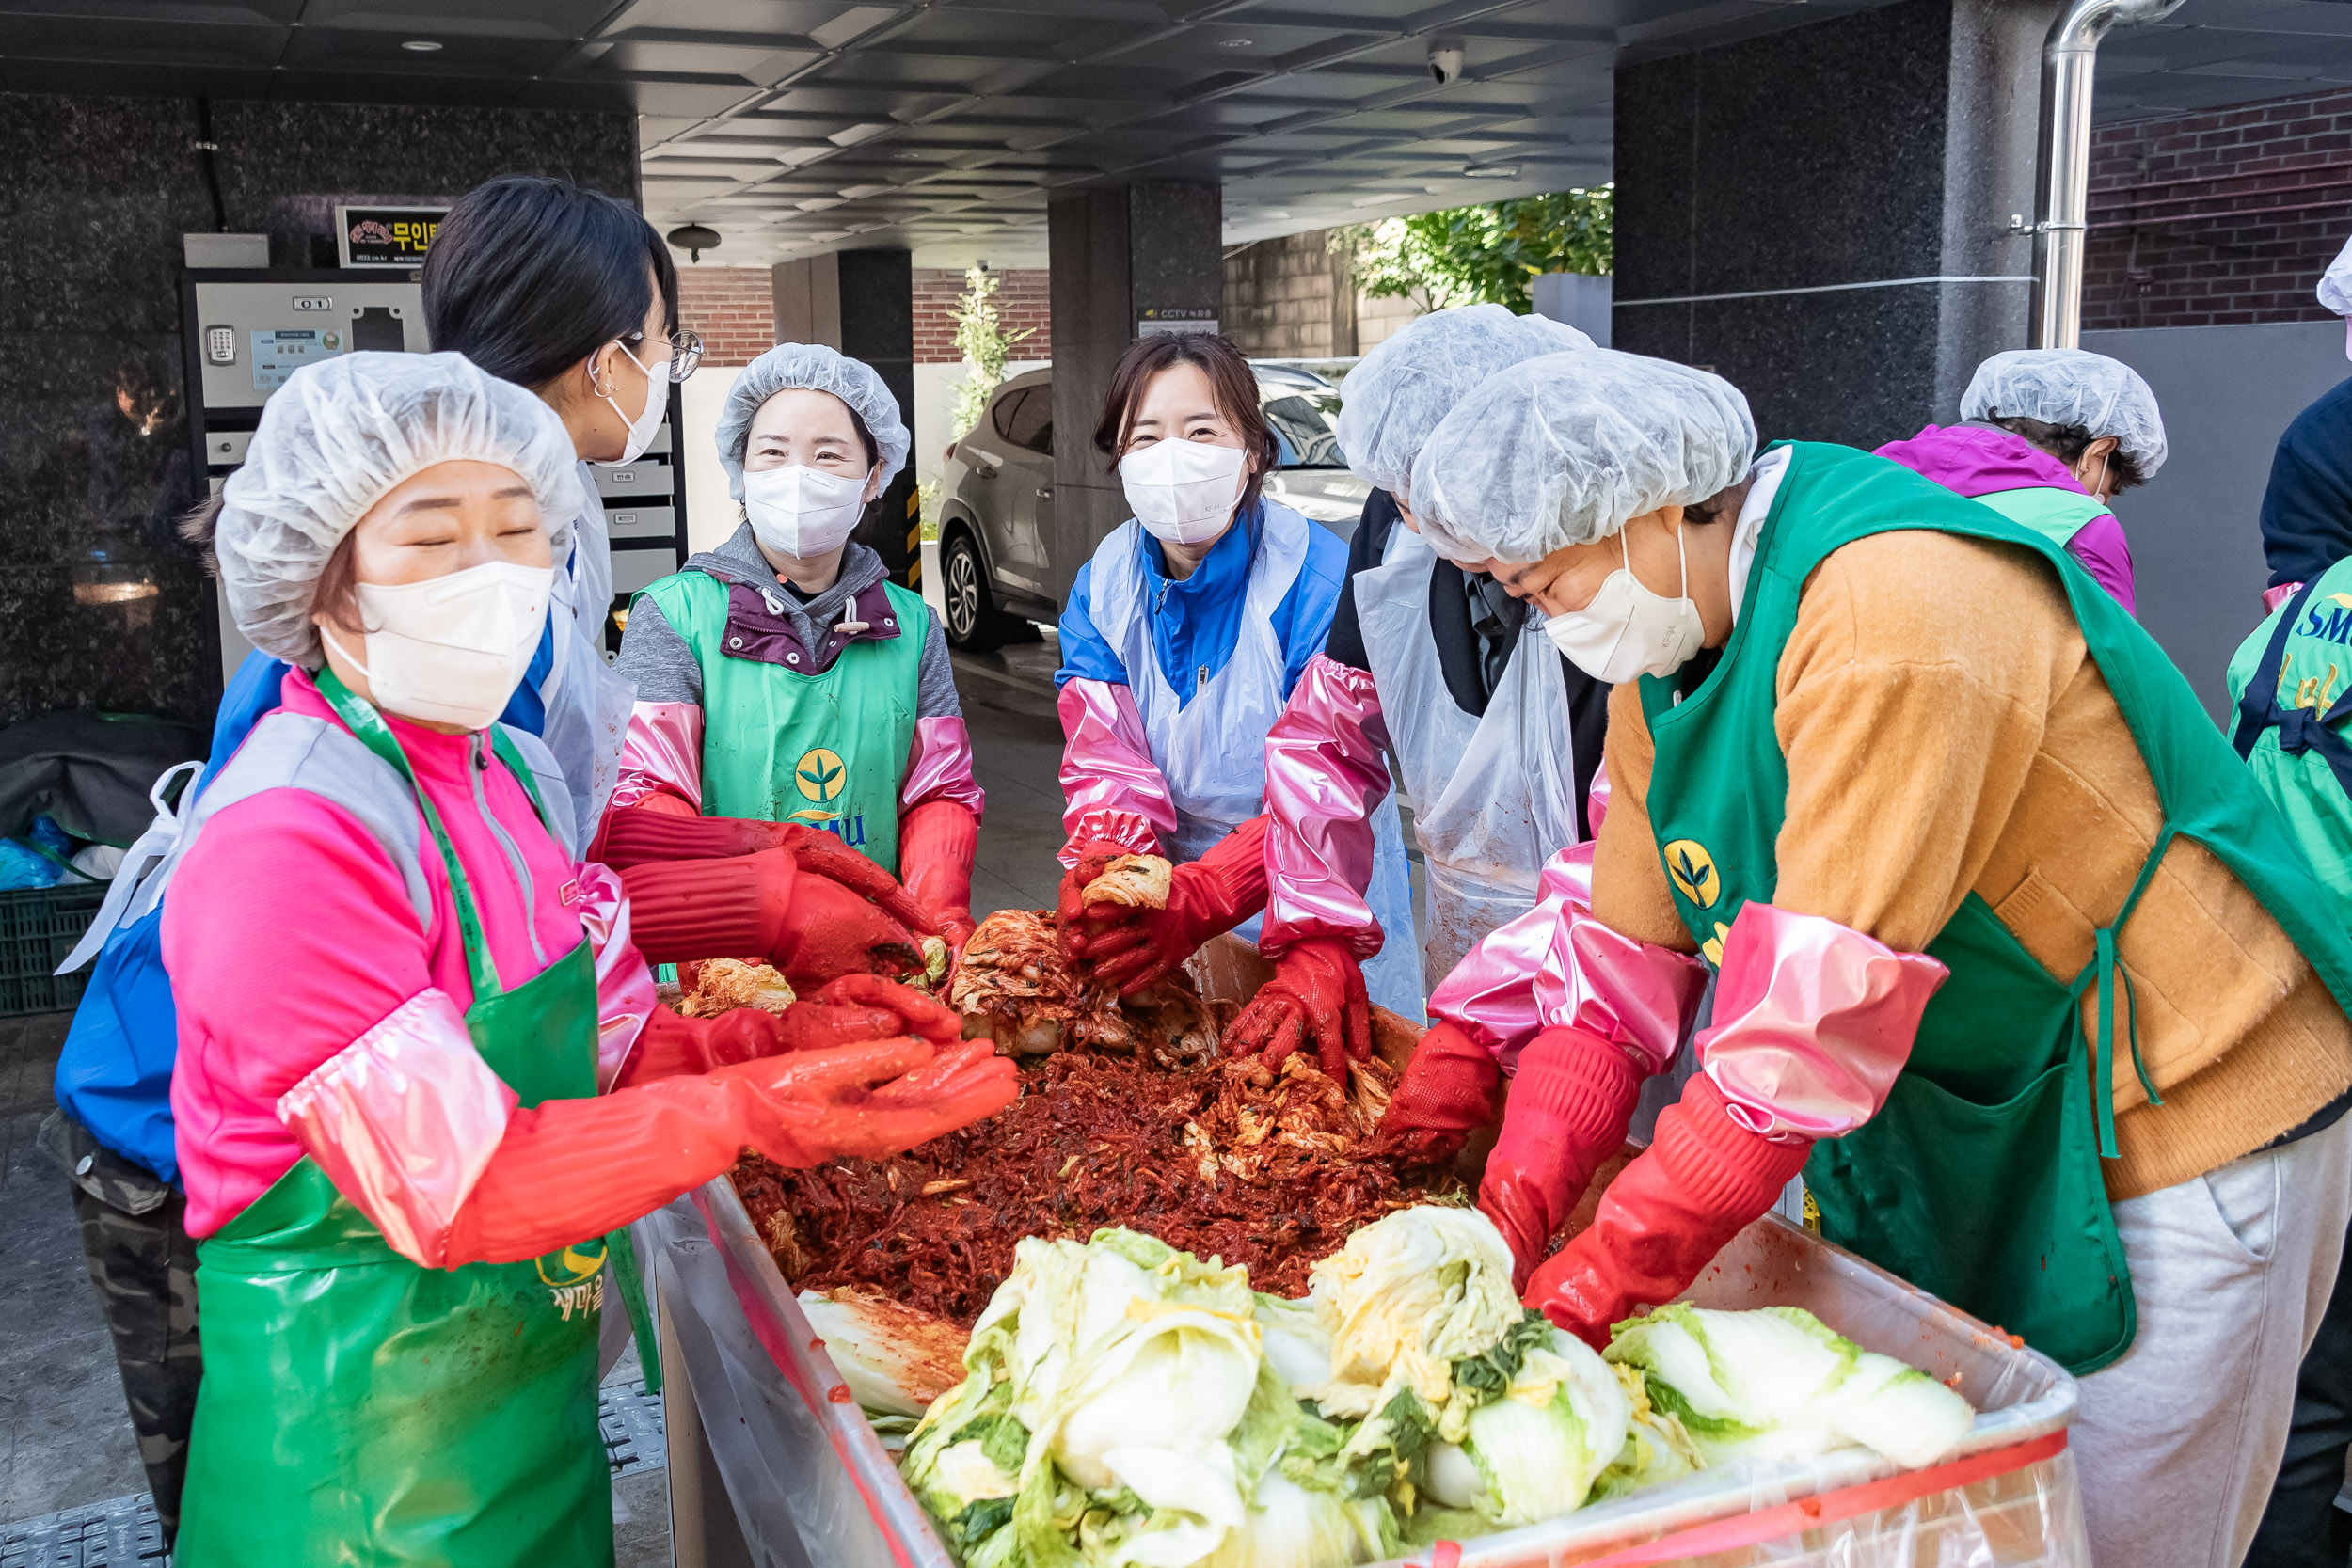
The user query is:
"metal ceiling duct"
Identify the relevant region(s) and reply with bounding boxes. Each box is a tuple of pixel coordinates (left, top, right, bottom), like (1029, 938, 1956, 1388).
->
(2034, 0, 2189, 348)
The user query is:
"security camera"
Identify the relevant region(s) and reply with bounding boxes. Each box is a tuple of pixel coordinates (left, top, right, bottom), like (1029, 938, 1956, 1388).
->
(1427, 40, 1465, 85)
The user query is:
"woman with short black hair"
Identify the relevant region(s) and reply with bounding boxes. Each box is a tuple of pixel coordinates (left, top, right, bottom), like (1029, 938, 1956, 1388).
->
(421, 174, 702, 839)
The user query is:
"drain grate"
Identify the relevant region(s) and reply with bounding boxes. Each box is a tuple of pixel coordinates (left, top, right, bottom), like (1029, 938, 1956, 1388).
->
(2, 1380, 668, 1564)
(0, 1492, 163, 1566)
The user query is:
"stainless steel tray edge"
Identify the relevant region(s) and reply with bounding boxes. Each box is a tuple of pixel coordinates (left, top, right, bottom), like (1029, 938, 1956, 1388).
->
(706, 1180, 2078, 1568)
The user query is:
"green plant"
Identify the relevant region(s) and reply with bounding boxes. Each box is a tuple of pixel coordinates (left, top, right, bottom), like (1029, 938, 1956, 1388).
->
(1333, 186, 1613, 316)
(946, 264, 1033, 442)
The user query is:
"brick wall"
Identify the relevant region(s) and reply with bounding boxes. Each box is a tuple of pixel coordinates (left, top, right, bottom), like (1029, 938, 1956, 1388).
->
(913, 266, 1051, 363)
(2085, 87, 2352, 330)
(675, 265, 776, 366)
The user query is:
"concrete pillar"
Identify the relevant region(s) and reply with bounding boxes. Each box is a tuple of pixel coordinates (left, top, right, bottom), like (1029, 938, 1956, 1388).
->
(767, 248, 917, 581)
(1611, 0, 2061, 446)
(1045, 180, 1223, 603)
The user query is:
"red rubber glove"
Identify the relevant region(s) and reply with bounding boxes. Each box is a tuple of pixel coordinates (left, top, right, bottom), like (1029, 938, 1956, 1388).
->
(632, 793, 700, 820)
(1522, 1074, 1814, 1349)
(1055, 838, 1148, 959)
(1372, 1021, 1503, 1164)
(622, 849, 927, 990)
(1071, 816, 1270, 994)
(598, 808, 935, 938)
(1221, 936, 1369, 1078)
(1476, 1026, 1649, 1291)
(442, 1036, 1019, 1267)
(612, 974, 965, 1087)
(899, 800, 980, 953)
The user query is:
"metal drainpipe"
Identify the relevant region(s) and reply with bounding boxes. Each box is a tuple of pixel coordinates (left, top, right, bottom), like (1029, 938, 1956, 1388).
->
(2036, 0, 2187, 347)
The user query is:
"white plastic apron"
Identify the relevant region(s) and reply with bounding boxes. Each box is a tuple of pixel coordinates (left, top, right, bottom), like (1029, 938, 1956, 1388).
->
(1086, 504, 1423, 1020)
(1356, 525, 1582, 992)
(540, 462, 637, 847)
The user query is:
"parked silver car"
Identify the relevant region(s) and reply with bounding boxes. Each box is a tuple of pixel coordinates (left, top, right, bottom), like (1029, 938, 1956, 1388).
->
(934, 362, 1368, 649)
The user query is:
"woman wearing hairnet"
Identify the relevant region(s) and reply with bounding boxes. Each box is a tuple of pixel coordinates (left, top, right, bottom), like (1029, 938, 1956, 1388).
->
(612, 342, 983, 952)
(1876, 346, 2167, 611)
(1050, 331, 1422, 1062)
(1254, 304, 1603, 1057)
(165, 352, 1014, 1566)
(1375, 347, 2352, 1567)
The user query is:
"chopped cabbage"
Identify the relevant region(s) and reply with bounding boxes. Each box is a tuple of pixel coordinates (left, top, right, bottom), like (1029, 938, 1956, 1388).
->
(1605, 1305, 1974, 1470)
(904, 1212, 1979, 1566)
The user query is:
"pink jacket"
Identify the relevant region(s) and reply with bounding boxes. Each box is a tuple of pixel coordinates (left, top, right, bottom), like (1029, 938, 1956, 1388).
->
(167, 669, 587, 1239)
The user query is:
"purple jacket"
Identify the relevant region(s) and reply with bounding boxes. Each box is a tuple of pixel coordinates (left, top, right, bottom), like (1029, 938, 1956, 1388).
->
(1874, 424, 2136, 614)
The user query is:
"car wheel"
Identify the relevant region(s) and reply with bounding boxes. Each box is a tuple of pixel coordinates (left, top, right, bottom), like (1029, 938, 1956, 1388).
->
(940, 529, 1005, 652)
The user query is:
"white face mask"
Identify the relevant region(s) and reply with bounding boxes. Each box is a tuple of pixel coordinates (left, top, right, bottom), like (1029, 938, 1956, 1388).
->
(1541, 526, 1706, 684)
(322, 559, 554, 731)
(596, 340, 666, 466)
(1120, 438, 1247, 545)
(742, 461, 870, 560)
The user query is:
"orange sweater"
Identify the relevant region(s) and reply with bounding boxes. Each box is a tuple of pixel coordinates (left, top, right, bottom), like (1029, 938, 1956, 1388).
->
(1592, 530, 2352, 1200)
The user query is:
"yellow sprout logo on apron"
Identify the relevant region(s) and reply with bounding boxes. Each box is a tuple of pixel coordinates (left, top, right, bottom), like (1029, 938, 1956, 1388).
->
(789, 747, 846, 823)
(1663, 838, 1735, 964)
(535, 1238, 608, 1320)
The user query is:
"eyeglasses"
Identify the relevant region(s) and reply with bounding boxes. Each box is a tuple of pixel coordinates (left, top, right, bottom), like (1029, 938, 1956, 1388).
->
(622, 328, 704, 383)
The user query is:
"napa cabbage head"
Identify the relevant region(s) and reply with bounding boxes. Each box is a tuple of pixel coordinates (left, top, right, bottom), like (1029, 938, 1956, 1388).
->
(971, 1229, 1257, 1431)
(1605, 1305, 1974, 1470)
(1417, 1327, 1629, 1527)
(1306, 1205, 1520, 1423)
(1200, 1473, 1395, 1568)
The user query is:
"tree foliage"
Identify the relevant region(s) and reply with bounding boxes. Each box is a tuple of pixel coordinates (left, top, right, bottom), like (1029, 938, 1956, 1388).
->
(947, 264, 1034, 441)
(1334, 186, 1613, 316)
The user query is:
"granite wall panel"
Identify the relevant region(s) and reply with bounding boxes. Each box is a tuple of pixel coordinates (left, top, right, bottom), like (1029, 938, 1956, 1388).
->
(1614, 0, 2053, 443)
(0, 90, 634, 733)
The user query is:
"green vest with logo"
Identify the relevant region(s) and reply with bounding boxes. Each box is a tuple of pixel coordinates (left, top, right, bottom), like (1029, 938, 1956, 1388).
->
(1637, 441, 2352, 1374)
(639, 569, 927, 874)
(2228, 562, 2352, 932)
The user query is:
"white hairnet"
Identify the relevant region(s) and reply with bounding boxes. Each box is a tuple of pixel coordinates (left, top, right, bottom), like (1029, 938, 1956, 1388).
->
(2320, 232, 2352, 316)
(1337, 304, 1593, 495)
(1962, 348, 2168, 477)
(215, 351, 583, 668)
(1410, 348, 1757, 563)
(718, 341, 910, 498)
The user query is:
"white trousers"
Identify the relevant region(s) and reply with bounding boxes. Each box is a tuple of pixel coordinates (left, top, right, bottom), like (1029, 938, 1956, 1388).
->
(2074, 1113, 2352, 1568)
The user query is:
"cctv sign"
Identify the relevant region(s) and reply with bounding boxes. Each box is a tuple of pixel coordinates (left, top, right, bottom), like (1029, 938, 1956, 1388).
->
(336, 205, 447, 269)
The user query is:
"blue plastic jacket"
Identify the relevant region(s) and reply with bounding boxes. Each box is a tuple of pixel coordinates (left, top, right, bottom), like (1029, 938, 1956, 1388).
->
(1054, 503, 1347, 704)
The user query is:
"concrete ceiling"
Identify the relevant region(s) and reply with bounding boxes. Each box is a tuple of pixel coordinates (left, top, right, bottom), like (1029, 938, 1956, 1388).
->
(2104, 0, 2352, 119)
(0, 0, 2340, 267)
(0, 0, 1883, 267)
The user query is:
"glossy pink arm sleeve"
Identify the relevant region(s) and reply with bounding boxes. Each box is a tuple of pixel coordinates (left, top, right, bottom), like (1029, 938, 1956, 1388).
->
(901, 717, 986, 817)
(1259, 654, 1393, 963)
(1696, 901, 1947, 1142)
(573, 861, 661, 1092)
(611, 701, 704, 813)
(1427, 838, 1708, 1076)
(1056, 678, 1177, 864)
(276, 988, 518, 1270)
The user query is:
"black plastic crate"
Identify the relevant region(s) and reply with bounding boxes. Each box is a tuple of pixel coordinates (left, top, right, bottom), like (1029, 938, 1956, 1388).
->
(0, 880, 108, 1019)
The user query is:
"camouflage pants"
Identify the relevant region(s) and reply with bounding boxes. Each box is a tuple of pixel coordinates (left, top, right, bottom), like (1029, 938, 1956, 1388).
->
(47, 1114, 200, 1547)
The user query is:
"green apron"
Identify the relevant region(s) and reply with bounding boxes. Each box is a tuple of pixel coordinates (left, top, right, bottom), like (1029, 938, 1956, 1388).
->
(638, 569, 926, 873)
(177, 673, 621, 1566)
(1972, 485, 2112, 552)
(1638, 442, 2352, 1374)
